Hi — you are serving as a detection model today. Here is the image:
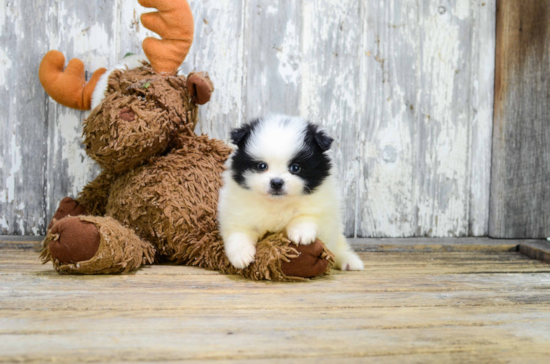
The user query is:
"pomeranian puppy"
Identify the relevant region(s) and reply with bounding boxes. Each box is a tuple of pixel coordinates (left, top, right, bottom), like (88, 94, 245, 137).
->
(218, 115, 364, 271)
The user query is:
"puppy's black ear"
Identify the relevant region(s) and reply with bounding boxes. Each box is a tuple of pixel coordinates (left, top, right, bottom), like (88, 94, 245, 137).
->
(230, 127, 250, 147)
(230, 119, 259, 148)
(314, 130, 334, 151)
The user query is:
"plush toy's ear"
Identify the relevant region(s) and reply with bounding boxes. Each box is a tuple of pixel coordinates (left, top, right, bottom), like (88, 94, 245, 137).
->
(314, 129, 334, 151)
(230, 119, 259, 148)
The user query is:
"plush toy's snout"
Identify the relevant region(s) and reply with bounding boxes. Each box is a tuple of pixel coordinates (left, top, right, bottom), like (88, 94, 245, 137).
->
(187, 72, 214, 105)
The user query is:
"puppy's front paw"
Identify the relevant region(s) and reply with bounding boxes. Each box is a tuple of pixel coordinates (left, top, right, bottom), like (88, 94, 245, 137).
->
(224, 233, 256, 269)
(286, 222, 317, 246)
(336, 251, 364, 271)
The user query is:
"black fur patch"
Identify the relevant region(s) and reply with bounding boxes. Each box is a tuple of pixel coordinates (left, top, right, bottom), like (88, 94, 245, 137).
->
(230, 118, 260, 148)
(289, 123, 333, 194)
(230, 119, 261, 188)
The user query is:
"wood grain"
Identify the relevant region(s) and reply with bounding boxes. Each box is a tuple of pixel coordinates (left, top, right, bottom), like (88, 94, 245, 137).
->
(490, 0, 550, 238)
(519, 240, 550, 263)
(244, 0, 302, 118)
(357, 0, 496, 237)
(0, 0, 49, 235)
(1, 247, 550, 362)
(0, 1, 497, 237)
(300, 0, 362, 236)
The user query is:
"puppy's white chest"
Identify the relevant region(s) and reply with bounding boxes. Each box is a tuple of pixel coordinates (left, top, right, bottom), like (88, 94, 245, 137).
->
(252, 203, 300, 235)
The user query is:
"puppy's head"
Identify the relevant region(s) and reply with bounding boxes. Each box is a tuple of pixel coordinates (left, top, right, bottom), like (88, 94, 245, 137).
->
(229, 115, 333, 198)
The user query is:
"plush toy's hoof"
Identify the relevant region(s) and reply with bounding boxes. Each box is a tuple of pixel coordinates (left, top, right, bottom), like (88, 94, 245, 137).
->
(48, 217, 101, 265)
(47, 197, 87, 230)
(42, 216, 156, 274)
(281, 240, 330, 278)
(187, 72, 213, 105)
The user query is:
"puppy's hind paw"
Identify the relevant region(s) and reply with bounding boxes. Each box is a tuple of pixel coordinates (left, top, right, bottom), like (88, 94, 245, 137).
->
(225, 233, 256, 269)
(336, 251, 364, 271)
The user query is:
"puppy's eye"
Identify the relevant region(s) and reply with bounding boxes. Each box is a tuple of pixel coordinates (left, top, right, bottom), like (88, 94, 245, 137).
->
(257, 162, 268, 171)
(289, 164, 301, 174)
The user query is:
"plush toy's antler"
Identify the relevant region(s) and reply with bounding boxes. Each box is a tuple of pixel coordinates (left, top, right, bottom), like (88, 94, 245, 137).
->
(139, 0, 194, 75)
(38, 51, 107, 110)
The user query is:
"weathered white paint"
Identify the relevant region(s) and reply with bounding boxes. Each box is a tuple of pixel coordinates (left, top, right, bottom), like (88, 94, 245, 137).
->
(301, 0, 362, 236)
(245, 0, 302, 117)
(469, 0, 496, 236)
(0, 0, 496, 237)
(356, 0, 495, 237)
(0, 0, 50, 235)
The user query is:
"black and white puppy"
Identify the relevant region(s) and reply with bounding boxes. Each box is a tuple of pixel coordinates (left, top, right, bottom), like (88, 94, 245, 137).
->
(218, 115, 363, 271)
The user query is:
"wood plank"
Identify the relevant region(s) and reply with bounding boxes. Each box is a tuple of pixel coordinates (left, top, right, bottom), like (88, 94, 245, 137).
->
(300, 0, 363, 236)
(358, 1, 496, 237)
(3, 267, 550, 294)
(349, 237, 520, 252)
(0, 237, 521, 253)
(469, 0, 497, 236)
(358, 0, 417, 237)
(519, 240, 550, 263)
(244, 0, 302, 118)
(0, 0, 49, 235)
(490, 0, 550, 238)
(1, 327, 548, 362)
(1, 308, 549, 362)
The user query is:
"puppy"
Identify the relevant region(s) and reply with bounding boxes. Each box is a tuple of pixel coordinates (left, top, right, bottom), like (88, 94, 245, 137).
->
(218, 115, 364, 271)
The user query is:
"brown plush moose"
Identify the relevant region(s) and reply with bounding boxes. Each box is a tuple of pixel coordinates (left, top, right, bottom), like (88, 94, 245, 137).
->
(38, 0, 333, 281)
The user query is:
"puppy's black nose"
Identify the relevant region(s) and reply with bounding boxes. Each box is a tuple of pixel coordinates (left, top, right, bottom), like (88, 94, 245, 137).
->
(270, 178, 284, 190)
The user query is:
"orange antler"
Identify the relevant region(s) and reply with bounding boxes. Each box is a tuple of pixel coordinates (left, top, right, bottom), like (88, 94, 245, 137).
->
(139, 0, 194, 75)
(38, 50, 107, 110)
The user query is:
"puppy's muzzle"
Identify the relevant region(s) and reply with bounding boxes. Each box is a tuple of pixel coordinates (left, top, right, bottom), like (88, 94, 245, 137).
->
(270, 178, 285, 195)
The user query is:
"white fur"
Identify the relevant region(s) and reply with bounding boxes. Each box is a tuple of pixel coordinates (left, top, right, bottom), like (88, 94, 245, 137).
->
(218, 115, 363, 271)
(91, 55, 147, 110)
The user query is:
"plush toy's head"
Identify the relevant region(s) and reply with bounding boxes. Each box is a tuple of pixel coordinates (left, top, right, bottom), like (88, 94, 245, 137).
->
(38, 0, 214, 174)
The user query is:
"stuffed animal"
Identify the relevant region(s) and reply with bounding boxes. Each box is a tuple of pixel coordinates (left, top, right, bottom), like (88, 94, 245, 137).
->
(38, 0, 333, 281)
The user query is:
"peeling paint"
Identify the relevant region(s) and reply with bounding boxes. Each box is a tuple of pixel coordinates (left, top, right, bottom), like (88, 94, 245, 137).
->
(3, 134, 22, 204)
(58, 111, 97, 198)
(276, 21, 300, 86)
(0, 47, 12, 88)
(0, 0, 495, 237)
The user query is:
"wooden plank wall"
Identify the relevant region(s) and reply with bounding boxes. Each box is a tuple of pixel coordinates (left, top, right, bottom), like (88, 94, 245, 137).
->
(490, 0, 550, 238)
(0, 0, 496, 237)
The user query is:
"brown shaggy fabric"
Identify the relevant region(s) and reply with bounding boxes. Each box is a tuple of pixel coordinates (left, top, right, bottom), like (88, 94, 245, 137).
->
(106, 135, 230, 259)
(76, 171, 116, 217)
(41, 216, 155, 275)
(47, 197, 87, 231)
(48, 217, 100, 264)
(83, 63, 198, 174)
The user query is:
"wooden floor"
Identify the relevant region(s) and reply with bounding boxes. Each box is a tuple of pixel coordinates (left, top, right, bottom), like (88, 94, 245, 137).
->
(1, 239, 550, 363)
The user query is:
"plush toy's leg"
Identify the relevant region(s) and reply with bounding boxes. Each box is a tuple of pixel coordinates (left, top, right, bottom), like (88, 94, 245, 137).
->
(75, 171, 117, 216)
(173, 231, 334, 282)
(239, 234, 334, 281)
(46, 196, 87, 231)
(41, 216, 155, 274)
